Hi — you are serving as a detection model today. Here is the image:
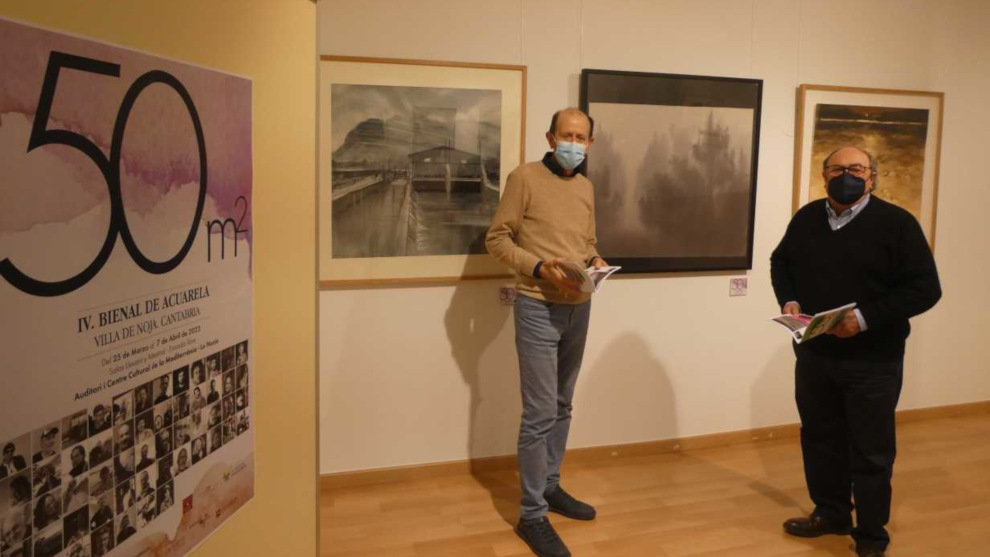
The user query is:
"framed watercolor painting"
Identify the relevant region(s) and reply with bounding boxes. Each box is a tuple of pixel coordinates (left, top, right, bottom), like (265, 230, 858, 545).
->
(794, 84, 943, 247)
(580, 69, 762, 273)
(318, 56, 525, 285)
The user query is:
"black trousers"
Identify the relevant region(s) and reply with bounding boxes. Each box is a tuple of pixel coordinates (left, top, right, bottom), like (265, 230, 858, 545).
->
(795, 351, 903, 551)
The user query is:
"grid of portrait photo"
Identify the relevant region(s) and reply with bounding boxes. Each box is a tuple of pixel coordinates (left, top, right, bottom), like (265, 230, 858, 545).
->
(0, 340, 250, 557)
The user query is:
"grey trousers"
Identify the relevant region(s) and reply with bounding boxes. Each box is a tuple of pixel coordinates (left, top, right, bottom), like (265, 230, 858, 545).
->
(513, 294, 591, 519)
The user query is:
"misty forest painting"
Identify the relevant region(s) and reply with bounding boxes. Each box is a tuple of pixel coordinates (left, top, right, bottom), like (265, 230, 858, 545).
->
(589, 103, 753, 259)
(582, 70, 762, 272)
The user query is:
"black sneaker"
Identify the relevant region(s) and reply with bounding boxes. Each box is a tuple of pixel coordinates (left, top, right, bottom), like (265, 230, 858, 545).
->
(545, 485, 596, 520)
(515, 516, 571, 557)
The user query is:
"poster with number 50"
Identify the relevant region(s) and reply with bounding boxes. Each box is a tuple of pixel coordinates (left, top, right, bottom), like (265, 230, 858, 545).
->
(0, 17, 254, 557)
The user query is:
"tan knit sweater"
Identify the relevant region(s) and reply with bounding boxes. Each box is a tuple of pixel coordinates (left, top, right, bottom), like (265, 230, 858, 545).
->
(485, 159, 600, 304)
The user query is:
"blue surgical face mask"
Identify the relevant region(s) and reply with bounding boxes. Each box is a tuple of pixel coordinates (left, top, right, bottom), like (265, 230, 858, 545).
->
(553, 140, 586, 170)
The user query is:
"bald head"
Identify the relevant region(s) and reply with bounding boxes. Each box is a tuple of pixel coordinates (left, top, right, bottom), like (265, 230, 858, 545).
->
(823, 146, 875, 172)
(549, 108, 594, 138)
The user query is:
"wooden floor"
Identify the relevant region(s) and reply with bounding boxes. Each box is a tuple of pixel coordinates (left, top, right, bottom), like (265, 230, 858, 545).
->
(320, 412, 990, 556)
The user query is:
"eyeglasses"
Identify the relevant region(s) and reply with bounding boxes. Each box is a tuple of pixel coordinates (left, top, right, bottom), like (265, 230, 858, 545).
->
(824, 164, 874, 177)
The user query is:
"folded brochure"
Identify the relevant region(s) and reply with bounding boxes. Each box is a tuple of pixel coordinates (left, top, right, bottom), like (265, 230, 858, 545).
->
(771, 302, 857, 343)
(557, 261, 622, 293)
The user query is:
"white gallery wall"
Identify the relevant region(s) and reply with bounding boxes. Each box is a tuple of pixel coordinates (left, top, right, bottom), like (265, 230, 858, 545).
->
(318, 0, 990, 474)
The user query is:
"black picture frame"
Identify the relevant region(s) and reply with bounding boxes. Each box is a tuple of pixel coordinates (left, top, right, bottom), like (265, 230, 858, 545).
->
(580, 69, 763, 273)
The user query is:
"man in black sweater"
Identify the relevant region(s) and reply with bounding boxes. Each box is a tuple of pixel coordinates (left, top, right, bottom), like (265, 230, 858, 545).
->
(770, 146, 941, 557)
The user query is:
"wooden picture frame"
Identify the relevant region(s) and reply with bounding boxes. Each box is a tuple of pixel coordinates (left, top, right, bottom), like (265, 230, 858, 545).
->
(580, 69, 763, 273)
(794, 84, 943, 247)
(318, 56, 526, 287)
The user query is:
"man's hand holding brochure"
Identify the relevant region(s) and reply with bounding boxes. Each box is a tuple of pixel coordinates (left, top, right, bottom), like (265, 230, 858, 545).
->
(555, 260, 621, 293)
(771, 302, 857, 343)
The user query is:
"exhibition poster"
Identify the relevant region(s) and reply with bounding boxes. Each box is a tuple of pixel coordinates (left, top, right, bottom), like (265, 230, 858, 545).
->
(1, 17, 254, 557)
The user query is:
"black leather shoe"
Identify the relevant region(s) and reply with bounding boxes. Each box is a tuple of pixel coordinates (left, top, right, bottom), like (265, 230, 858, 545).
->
(515, 517, 571, 557)
(782, 514, 852, 538)
(856, 548, 886, 557)
(545, 486, 596, 520)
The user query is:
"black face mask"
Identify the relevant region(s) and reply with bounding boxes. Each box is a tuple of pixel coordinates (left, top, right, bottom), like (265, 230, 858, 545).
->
(827, 173, 867, 205)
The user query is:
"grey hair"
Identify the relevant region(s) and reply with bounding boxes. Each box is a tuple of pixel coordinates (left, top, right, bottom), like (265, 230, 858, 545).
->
(822, 146, 879, 187)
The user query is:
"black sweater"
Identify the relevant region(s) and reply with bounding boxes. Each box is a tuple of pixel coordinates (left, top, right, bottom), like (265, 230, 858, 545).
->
(770, 197, 941, 361)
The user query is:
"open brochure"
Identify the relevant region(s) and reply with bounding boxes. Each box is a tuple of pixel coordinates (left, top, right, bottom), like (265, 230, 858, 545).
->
(771, 302, 857, 343)
(557, 261, 622, 293)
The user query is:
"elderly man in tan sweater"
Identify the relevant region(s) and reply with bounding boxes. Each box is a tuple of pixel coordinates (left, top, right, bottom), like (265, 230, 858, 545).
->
(486, 108, 609, 557)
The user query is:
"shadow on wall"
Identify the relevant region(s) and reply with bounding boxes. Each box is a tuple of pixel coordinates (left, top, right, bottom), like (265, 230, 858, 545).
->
(443, 272, 519, 523)
(576, 331, 678, 448)
(749, 342, 805, 512)
(750, 342, 798, 431)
